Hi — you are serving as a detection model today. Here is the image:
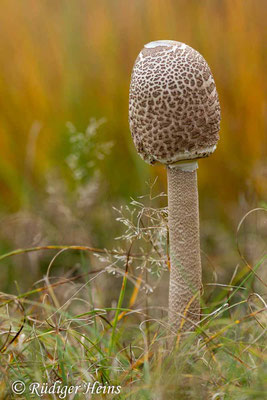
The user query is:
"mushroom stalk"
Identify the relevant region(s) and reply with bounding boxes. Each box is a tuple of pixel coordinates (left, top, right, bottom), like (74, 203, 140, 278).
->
(167, 162, 201, 331)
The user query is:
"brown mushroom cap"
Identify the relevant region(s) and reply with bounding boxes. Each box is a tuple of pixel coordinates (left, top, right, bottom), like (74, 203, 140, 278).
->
(129, 40, 221, 165)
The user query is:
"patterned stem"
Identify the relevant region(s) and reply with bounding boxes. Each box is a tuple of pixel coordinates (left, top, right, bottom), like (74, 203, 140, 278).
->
(167, 166, 202, 332)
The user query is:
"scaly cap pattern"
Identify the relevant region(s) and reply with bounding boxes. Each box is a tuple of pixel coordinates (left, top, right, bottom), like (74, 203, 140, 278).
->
(129, 40, 221, 165)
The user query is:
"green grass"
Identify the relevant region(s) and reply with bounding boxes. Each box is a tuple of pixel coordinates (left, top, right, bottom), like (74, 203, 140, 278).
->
(0, 138, 266, 399)
(0, 203, 266, 399)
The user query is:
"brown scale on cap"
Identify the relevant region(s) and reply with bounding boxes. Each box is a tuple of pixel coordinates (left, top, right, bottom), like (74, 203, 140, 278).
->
(129, 40, 221, 165)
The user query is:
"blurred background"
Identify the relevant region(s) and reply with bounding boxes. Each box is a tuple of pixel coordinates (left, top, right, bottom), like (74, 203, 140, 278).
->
(0, 0, 266, 295)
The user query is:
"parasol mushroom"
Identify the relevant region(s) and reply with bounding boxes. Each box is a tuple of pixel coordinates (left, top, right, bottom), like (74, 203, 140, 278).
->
(129, 40, 221, 331)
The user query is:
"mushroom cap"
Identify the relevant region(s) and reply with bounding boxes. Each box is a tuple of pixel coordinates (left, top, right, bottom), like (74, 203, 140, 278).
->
(129, 40, 221, 165)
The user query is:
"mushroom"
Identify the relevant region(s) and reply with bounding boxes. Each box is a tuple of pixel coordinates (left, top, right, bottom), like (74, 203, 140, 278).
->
(129, 40, 221, 331)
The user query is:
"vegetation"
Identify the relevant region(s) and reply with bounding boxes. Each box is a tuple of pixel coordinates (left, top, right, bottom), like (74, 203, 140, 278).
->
(0, 187, 266, 399)
(0, 1, 266, 398)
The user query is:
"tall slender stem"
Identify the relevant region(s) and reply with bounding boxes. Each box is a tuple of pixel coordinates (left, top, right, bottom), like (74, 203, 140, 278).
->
(167, 164, 202, 332)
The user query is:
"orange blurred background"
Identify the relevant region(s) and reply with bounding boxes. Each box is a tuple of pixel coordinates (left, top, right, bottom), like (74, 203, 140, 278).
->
(0, 0, 266, 226)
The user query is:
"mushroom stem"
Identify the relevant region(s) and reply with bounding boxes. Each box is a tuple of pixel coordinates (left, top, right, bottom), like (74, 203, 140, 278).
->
(167, 162, 201, 332)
